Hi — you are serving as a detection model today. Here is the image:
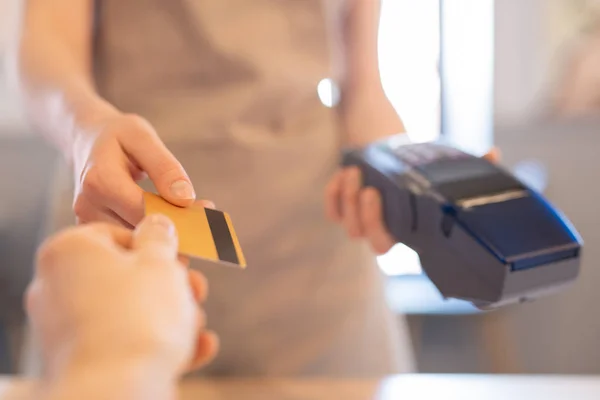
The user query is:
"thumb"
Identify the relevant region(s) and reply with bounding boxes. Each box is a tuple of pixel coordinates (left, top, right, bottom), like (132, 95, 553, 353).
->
(133, 214, 179, 259)
(483, 147, 501, 163)
(120, 116, 196, 207)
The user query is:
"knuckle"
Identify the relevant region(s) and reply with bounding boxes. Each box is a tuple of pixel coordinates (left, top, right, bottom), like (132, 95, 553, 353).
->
(154, 157, 185, 179)
(36, 224, 105, 272)
(123, 113, 150, 129)
(122, 114, 156, 137)
(35, 230, 78, 272)
(36, 237, 60, 269)
(72, 195, 90, 219)
(80, 168, 104, 198)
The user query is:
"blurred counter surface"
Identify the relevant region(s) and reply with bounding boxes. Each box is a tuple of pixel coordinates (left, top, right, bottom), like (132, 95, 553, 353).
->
(1, 375, 600, 399)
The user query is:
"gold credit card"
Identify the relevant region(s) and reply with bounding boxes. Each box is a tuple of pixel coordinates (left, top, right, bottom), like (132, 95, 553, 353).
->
(143, 192, 246, 268)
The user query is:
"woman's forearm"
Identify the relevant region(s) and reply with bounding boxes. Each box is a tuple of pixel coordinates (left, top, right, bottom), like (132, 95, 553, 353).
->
(10, 0, 118, 163)
(336, 0, 406, 146)
(338, 86, 406, 146)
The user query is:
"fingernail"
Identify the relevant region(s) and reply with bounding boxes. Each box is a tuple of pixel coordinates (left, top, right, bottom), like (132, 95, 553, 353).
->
(148, 214, 175, 235)
(201, 200, 216, 209)
(362, 189, 376, 204)
(170, 180, 195, 200)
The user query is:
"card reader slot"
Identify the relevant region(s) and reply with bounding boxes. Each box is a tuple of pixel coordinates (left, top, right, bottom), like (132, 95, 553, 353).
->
(409, 193, 418, 232)
(436, 173, 524, 203)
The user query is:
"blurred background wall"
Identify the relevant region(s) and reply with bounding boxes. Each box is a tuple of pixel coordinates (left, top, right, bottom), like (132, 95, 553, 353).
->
(0, 0, 598, 375)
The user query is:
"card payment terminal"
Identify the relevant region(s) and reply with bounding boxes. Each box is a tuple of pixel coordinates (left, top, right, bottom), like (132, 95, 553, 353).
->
(342, 136, 582, 310)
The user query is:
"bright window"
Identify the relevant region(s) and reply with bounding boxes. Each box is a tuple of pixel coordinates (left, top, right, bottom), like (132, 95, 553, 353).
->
(376, 0, 441, 276)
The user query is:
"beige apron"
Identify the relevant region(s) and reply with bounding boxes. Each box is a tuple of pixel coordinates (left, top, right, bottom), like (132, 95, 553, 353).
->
(25, 0, 415, 376)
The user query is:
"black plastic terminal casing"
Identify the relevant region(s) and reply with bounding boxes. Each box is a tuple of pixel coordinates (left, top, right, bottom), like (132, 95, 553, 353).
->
(342, 138, 582, 309)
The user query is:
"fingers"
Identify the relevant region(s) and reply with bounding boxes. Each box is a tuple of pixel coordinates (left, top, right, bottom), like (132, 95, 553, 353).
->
(178, 255, 191, 268)
(187, 330, 220, 372)
(185, 261, 213, 372)
(77, 163, 145, 226)
(324, 170, 344, 222)
(74, 194, 134, 228)
(188, 270, 209, 304)
(199, 199, 216, 209)
(84, 223, 134, 249)
(118, 115, 196, 208)
(329, 146, 501, 254)
(75, 115, 197, 227)
(24, 280, 42, 318)
(359, 188, 396, 255)
(35, 223, 133, 278)
(326, 167, 396, 254)
(484, 147, 501, 163)
(127, 159, 148, 182)
(132, 214, 178, 259)
(341, 167, 363, 238)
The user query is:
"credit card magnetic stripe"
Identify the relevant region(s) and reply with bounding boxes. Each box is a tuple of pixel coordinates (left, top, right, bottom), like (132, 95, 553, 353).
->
(205, 208, 246, 267)
(205, 208, 240, 265)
